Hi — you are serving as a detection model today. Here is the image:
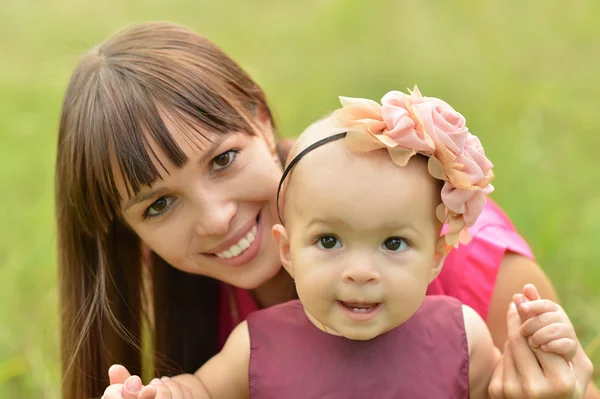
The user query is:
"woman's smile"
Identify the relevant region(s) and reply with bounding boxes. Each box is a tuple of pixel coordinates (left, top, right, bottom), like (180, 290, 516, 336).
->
(204, 211, 265, 267)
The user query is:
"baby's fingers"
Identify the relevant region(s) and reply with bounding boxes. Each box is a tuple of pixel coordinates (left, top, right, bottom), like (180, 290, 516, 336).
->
(529, 322, 575, 348)
(540, 338, 578, 361)
(522, 283, 541, 301)
(518, 299, 560, 320)
(520, 311, 563, 336)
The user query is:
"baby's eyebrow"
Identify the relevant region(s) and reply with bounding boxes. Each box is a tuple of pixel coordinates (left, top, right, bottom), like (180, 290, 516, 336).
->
(305, 217, 349, 229)
(396, 223, 425, 239)
(304, 218, 424, 238)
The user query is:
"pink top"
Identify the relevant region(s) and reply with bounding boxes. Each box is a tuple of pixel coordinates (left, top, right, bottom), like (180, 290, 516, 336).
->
(218, 198, 534, 348)
(247, 296, 469, 398)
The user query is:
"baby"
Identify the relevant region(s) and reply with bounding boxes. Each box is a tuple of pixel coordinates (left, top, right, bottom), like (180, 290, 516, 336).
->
(104, 87, 578, 399)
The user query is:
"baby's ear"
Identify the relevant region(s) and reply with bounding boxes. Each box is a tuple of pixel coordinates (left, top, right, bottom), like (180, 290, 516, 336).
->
(429, 237, 449, 282)
(272, 224, 293, 278)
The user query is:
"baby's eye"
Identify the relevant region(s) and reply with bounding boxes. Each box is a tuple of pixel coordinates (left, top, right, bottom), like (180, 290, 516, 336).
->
(317, 235, 342, 250)
(382, 237, 408, 252)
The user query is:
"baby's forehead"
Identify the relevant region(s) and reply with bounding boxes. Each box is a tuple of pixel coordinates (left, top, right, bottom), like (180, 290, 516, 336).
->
(285, 148, 438, 220)
(287, 117, 345, 161)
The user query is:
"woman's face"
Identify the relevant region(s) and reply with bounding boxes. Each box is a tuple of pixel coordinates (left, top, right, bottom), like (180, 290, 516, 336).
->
(117, 116, 284, 289)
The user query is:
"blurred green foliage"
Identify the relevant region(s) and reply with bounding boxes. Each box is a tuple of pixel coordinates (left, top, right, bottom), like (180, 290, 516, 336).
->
(0, 0, 598, 397)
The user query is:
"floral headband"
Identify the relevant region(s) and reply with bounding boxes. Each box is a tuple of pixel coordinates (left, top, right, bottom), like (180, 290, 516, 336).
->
(277, 86, 494, 250)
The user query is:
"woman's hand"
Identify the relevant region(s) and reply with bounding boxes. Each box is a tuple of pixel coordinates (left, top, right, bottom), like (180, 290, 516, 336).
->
(101, 364, 208, 399)
(101, 365, 152, 399)
(488, 285, 591, 398)
(517, 285, 577, 361)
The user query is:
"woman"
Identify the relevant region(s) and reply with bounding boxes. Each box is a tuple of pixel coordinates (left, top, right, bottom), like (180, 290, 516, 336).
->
(56, 22, 595, 398)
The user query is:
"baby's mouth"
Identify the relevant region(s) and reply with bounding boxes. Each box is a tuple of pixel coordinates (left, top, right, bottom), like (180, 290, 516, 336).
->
(339, 301, 382, 314)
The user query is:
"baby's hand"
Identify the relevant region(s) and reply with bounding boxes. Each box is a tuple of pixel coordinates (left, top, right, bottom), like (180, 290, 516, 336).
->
(514, 284, 578, 362)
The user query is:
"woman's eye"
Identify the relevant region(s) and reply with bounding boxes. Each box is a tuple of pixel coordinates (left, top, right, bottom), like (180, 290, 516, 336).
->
(317, 235, 342, 250)
(382, 237, 408, 252)
(145, 196, 174, 218)
(211, 149, 239, 172)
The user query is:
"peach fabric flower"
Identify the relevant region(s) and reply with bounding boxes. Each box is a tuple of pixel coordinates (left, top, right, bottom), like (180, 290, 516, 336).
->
(332, 86, 495, 248)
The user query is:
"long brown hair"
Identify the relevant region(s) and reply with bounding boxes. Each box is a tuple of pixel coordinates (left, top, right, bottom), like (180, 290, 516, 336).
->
(56, 22, 276, 399)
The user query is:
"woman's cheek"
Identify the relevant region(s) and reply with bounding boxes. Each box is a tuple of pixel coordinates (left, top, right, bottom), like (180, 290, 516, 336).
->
(140, 222, 189, 265)
(232, 166, 280, 202)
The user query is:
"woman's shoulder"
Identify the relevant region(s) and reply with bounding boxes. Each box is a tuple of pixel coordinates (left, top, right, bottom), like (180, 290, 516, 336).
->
(467, 198, 533, 259)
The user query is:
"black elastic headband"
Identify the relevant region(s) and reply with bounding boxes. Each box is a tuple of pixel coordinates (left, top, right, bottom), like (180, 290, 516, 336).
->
(276, 132, 347, 224)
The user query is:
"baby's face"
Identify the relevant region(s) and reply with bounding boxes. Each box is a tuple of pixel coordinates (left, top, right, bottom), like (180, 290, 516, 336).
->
(279, 141, 443, 340)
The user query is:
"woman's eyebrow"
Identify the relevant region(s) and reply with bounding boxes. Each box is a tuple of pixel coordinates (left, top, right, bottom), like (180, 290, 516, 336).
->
(195, 133, 229, 166)
(123, 187, 170, 211)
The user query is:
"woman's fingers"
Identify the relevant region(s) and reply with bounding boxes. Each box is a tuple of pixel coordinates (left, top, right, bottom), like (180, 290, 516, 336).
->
(502, 341, 523, 399)
(138, 385, 158, 399)
(109, 364, 133, 385)
(122, 375, 143, 399)
(101, 375, 144, 399)
(512, 294, 531, 322)
(487, 353, 505, 399)
(506, 303, 545, 381)
(144, 379, 172, 399)
(533, 348, 577, 398)
(102, 383, 124, 399)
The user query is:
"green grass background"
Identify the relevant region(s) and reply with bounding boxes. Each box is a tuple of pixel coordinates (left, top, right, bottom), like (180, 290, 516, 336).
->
(1, 0, 599, 397)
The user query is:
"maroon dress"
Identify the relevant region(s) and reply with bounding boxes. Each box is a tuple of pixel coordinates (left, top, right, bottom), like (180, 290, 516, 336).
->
(247, 295, 470, 399)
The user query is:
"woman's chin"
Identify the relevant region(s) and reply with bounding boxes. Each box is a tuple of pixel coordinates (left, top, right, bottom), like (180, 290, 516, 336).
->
(228, 262, 284, 291)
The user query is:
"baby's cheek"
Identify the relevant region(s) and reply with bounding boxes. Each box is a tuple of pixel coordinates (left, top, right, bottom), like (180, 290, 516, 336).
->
(388, 290, 424, 323)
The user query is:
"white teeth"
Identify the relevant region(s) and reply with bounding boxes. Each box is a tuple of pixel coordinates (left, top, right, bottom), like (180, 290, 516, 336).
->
(230, 244, 242, 257)
(216, 224, 258, 259)
(217, 250, 233, 259)
(352, 308, 370, 313)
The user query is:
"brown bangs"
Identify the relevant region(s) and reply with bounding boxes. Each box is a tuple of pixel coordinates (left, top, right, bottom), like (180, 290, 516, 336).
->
(58, 22, 271, 235)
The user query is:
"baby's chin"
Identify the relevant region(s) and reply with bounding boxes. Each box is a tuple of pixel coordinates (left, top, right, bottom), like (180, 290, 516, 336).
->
(337, 325, 392, 341)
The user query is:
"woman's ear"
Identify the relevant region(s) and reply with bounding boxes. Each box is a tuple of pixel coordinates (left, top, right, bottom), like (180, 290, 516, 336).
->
(256, 106, 278, 158)
(272, 224, 293, 278)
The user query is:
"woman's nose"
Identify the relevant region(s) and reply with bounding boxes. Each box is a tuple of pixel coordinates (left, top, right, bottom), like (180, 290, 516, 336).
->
(192, 192, 237, 237)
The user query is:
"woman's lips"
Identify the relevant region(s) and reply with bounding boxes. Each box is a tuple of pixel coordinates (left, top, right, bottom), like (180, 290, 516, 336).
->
(205, 212, 264, 267)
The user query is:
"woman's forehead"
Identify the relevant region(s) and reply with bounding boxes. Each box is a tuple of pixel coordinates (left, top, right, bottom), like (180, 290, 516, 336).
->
(152, 112, 221, 160)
